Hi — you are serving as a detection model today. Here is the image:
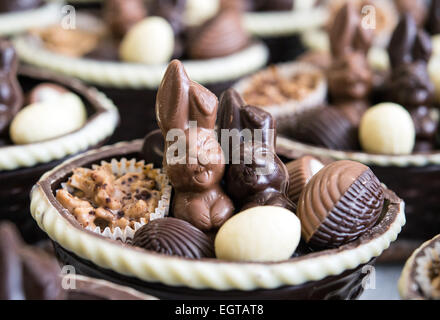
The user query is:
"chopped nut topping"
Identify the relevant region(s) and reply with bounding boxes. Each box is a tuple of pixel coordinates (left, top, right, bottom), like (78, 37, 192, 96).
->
(56, 163, 161, 231)
(242, 66, 321, 107)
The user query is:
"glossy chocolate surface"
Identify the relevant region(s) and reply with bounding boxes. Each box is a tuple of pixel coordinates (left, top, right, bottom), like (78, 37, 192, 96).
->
(217, 89, 294, 212)
(0, 40, 24, 136)
(103, 0, 147, 38)
(387, 14, 434, 111)
(156, 60, 234, 231)
(133, 217, 215, 259)
(0, 0, 42, 13)
(285, 107, 359, 151)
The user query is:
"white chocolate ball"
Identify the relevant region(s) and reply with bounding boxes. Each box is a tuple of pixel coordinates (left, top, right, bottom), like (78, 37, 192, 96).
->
(359, 103, 415, 155)
(432, 34, 440, 57)
(119, 17, 174, 65)
(10, 92, 87, 144)
(184, 0, 220, 27)
(215, 206, 301, 262)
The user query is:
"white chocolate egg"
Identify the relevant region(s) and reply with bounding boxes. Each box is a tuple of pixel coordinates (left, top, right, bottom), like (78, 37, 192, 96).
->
(119, 17, 174, 65)
(359, 102, 415, 155)
(184, 0, 220, 27)
(214, 206, 301, 262)
(10, 92, 87, 144)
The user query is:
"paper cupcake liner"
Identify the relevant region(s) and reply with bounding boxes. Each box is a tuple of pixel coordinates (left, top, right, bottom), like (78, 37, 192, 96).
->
(414, 241, 440, 299)
(234, 61, 327, 129)
(60, 158, 171, 242)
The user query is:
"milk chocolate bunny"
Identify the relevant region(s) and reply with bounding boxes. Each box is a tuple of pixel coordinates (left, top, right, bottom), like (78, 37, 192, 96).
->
(328, 3, 373, 107)
(0, 40, 23, 136)
(218, 89, 295, 212)
(156, 60, 234, 231)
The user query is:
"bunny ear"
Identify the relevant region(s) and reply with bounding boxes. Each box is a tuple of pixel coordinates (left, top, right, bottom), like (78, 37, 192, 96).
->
(388, 13, 417, 68)
(188, 81, 218, 130)
(413, 30, 432, 63)
(217, 88, 245, 132)
(0, 40, 18, 74)
(240, 106, 276, 147)
(156, 60, 190, 135)
(329, 3, 359, 58)
(353, 24, 373, 54)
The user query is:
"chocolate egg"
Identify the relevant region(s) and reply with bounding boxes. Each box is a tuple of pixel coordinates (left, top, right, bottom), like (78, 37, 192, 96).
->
(132, 218, 215, 259)
(287, 106, 359, 151)
(215, 206, 301, 262)
(359, 103, 415, 155)
(297, 160, 384, 248)
(286, 156, 324, 204)
(119, 17, 175, 64)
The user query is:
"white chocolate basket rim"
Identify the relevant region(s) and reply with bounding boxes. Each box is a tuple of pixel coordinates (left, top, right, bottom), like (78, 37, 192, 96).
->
(243, 6, 328, 37)
(13, 34, 269, 89)
(0, 1, 62, 36)
(399, 234, 440, 300)
(30, 141, 405, 291)
(0, 89, 119, 171)
(233, 61, 327, 118)
(276, 136, 440, 167)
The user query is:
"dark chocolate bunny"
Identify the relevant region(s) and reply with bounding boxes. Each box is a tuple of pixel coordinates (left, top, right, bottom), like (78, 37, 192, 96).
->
(387, 14, 437, 140)
(218, 89, 295, 212)
(327, 2, 373, 105)
(0, 40, 23, 136)
(156, 60, 234, 231)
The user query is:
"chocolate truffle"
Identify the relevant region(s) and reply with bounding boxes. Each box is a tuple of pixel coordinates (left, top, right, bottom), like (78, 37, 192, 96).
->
(286, 156, 324, 204)
(0, 40, 24, 136)
(27, 83, 69, 104)
(286, 106, 359, 151)
(359, 103, 415, 155)
(187, 9, 249, 60)
(215, 206, 301, 262)
(297, 160, 384, 248)
(133, 218, 215, 259)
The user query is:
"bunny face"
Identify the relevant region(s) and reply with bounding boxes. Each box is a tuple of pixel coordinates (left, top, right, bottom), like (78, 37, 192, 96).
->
(328, 52, 372, 102)
(166, 128, 225, 192)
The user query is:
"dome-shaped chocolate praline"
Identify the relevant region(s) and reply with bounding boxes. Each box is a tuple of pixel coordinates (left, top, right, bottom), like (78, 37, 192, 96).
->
(132, 218, 215, 259)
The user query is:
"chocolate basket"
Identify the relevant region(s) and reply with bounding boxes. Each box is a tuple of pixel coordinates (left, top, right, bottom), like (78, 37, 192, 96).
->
(30, 140, 405, 300)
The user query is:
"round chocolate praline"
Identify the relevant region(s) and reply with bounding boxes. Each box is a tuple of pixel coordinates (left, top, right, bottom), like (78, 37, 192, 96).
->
(132, 218, 215, 259)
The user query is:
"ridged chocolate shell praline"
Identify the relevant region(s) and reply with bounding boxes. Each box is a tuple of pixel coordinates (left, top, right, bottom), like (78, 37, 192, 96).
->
(286, 107, 359, 151)
(132, 218, 215, 259)
(297, 160, 384, 248)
